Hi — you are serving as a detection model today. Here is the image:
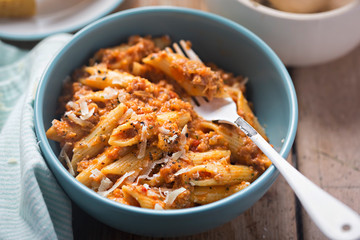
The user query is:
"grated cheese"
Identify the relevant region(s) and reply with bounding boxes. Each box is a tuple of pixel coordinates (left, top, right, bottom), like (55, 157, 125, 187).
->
(118, 90, 128, 103)
(241, 77, 249, 85)
(154, 203, 164, 210)
(137, 148, 186, 184)
(176, 125, 188, 160)
(66, 101, 78, 109)
(136, 173, 160, 184)
(135, 157, 170, 185)
(79, 101, 87, 115)
(164, 187, 186, 207)
(158, 126, 171, 135)
(103, 87, 118, 99)
(152, 157, 170, 173)
(171, 149, 186, 162)
(79, 100, 95, 120)
(59, 143, 75, 176)
(118, 108, 134, 125)
(89, 73, 106, 81)
(174, 167, 190, 176)
(148, 192, 158, 199)
(98, 177, 113, 192)
(180, 125, 188, 147)
(98, 171, 135, 197)
(168, 134, 178, 142)
(89, 168, 102, 180)
(110, 71, 133, 85)
(134, 175, 147, 185)
(137, 123, 148, 159)
(66, 111, 93, 128)
(126, 172, 138, 184)
(158, 187, 167, 198)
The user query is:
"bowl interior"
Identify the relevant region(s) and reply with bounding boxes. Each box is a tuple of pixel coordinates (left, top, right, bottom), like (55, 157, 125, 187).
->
(35, 7, 297, 237)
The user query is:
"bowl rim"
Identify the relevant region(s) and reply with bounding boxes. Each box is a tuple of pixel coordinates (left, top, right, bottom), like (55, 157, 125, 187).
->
(34, 6, 298, 217)
(237, 0, 360, 20)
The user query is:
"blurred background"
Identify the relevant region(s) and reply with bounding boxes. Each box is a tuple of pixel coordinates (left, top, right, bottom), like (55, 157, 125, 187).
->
(1, 1, 359, 240)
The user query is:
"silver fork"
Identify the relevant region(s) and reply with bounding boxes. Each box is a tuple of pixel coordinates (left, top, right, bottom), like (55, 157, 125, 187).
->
(172, 41, 360, 240)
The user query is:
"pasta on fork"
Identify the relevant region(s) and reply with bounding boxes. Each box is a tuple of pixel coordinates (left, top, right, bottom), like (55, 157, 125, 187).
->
(46, 35, 271, 210)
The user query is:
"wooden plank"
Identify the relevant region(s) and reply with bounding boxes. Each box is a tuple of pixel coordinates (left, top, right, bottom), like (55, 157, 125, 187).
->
(293, 44, 360, 239)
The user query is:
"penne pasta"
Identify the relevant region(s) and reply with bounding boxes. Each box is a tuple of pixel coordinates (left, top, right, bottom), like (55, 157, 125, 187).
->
(227, 85, 267, 139)
(109, 121, 141, 147)
(185, 164, 257, 186)
(76, 152, 111, 187)
(71, 103, 127, 172)
(79, 67, 134, 90)
(75, 146, 130, 187)
(191, 182, 250, 204)
(187, 150, 231, 165)
(47, 35, 271, 210)
(157, 111, 191, 128)
(101, 151, 144, 176)
(143, 51, 227, 99)
(122, 185, 164, 209)
(46, 119, 89, 144)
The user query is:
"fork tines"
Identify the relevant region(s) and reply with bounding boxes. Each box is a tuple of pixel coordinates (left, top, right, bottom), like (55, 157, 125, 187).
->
(166, 40, 202, 63)
(191, 96, 210, 107)
(191, 96, 200, 106)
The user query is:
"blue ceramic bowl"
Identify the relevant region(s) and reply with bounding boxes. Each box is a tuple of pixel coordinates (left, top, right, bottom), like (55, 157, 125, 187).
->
(34, 7, 298, 237)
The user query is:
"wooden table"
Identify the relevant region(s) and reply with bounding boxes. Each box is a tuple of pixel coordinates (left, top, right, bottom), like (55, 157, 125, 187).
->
(70, 1, 360, 239)
(7, 0, 359, 239)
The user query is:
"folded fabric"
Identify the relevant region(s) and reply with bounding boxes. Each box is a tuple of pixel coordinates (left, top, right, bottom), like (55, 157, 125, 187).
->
(0, 34, 74, 240)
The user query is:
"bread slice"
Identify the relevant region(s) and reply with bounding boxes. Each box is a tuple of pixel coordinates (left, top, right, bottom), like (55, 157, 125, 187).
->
(0, 0, 36, 18)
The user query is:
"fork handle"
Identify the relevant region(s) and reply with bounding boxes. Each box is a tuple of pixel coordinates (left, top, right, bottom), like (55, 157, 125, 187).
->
(234, 117, 360, 240)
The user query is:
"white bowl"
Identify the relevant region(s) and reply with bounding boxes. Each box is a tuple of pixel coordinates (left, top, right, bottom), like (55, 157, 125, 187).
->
(206, 0, 360, 67)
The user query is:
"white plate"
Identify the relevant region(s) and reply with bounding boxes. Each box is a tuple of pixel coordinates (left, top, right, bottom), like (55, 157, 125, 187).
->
(0, 0, 123, 41)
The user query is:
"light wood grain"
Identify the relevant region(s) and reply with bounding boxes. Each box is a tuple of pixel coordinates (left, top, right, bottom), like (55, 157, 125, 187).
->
(293, 44, 360, 239)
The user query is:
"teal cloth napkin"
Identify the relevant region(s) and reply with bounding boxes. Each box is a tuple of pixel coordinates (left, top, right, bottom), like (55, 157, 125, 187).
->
(0, 34, 74, 240)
